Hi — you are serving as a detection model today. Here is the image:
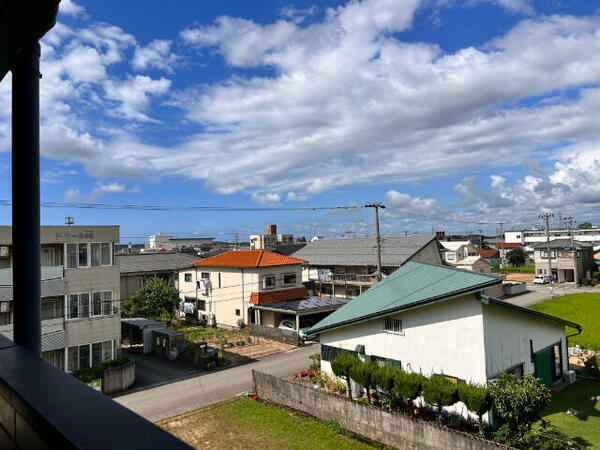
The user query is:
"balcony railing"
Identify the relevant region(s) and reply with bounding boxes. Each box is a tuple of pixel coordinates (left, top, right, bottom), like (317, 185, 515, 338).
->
(0, 265, 64, 285)
(330, 273, 378, 284)
(0, 334, 191, 449)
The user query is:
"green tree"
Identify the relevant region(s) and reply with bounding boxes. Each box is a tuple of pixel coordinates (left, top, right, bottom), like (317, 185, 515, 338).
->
(458, 383, 491, 431)
(330, 353, 358, 399)
(121, 277, 180, 320)
(393, 371, 424, 404)
(506, 247, 528, 266)
(349, 360, 378, 403)
(489, 373, 552, 446)
(422, 376, 458, 422)
(577, 221, 593, 229)
(372, 366, 397, 408)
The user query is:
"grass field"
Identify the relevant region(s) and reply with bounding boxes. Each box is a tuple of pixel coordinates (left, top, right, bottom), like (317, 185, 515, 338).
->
(529, 293, 600, 350)
(159, 397, 379, 449)
(540, 379, 600, 449)
(492, 265, 535, 274)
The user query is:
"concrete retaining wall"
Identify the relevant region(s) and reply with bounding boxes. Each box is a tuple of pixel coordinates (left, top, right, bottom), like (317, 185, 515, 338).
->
(252, 370, 511, 450)
(103, 360, 135, 395)
(249, 323, 299, 345)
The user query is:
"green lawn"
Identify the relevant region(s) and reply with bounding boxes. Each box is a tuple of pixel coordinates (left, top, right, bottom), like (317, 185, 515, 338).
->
(159, 397, 379, 449)
(540, 379, 600, 449)
(492, 265, 535, 274)
(529, 293, 600, 350)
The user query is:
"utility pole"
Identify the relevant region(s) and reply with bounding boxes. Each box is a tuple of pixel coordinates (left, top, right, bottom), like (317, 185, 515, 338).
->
(234, 233, 239, 250)
(539, 212, 554, 296)
(478, 228, 483, 249)
(562, 215, 578, 287)
(365, 203, 386, 280)
(499, 221, 504, 266)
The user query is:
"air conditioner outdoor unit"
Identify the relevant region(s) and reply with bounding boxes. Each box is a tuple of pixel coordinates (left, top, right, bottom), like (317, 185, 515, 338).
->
(0, 301, 11, 313)
(566, 370, 576, 384)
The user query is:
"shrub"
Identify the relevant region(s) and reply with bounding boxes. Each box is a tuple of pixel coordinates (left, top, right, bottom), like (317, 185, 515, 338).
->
(422, 376, 458, 421)
(393, 371, 424, 402)
(330, 353, 358, 398)
(349, 360, 378, 403)
(584, 353, 600, 378)
(372, 365, 397, 407)
(236, 319, 246, 329)
(489, 373, 551, 446)
(457, 383, 491, 429)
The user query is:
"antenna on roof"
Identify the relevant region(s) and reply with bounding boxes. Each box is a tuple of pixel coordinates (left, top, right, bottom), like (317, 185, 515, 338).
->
(65, 216, 74, 226)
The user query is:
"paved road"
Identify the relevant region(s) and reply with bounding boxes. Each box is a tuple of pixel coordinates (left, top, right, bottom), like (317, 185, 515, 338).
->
(506, 283, 600, 307)
(115, 344, 317, 422)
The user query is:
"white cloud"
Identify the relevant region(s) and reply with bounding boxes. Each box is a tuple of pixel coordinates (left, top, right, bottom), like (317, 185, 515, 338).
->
(63, 182, 139, 202)
(132, 39, 178, 72)
(103, 75, 171, 122)
(496, 0, 534, 15)
(384, 191, 438, 213)
(286, 191, 309, 202)
(59, 0, 85, 16)
(251, 192, 282, 204)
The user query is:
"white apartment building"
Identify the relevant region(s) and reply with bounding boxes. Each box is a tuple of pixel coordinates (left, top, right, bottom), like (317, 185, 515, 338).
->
(505, 227, 600, 247)
(0, 226, 121, 372)
(439, 241, 478, 264)
(148, 233, 214, 250)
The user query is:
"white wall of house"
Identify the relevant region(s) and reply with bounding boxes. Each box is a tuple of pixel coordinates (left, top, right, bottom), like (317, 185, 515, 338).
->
(482, 304, 567, 379)
(178, 264, 303, 327)
(320, 295, 489, 385)
(455, 259, 491, 274)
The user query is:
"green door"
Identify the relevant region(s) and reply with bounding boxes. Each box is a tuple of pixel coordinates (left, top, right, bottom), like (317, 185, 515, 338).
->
(535, 348, 553, 388)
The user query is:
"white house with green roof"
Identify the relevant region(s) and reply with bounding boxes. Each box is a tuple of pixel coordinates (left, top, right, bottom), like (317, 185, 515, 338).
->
(309, 262, 580, 389)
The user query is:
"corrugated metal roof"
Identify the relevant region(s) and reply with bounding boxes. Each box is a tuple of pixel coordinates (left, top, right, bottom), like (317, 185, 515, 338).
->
(290, 235, 437, 267)
(117, 252, 199, 274)
(152, 327, 185, 336)
(42, 330, 65, 352)
(0, 277, 65, 301)
(252, 296, 350, 313)
(121, 318, 165, 329)
(309, 261, 501, 334)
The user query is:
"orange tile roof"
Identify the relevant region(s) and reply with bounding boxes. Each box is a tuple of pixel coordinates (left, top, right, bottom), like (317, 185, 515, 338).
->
(478, 249, 499, 259)
(190, 250, 307, 268)
(250, 287, 309, 305)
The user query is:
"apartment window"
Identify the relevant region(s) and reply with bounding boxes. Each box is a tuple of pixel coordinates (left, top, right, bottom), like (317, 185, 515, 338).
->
(102, 340, 113, 362)
(235, 309, 241, 316)
(79, 344, 90, 369)
(93, 292, 102, 316)
(66, 243, 77, 268)
(201, 272, 210, 279)
(446, 253, 455, 260)
(101, 243, 111, 265)
(78, 243, 88, 267)
(69, 294, 79, 319)
(102, 291, 113, 315)
(79, 293, 90, 318)
(92, 342, 102, 367)
(184, 273, 192, 282)
(41, 298, 60, 320)
(383, 317, 402, 333)
(91, 243, 101, 266)
(67, 346, 78, 372)
(263, 275, 276, 289)
(283, 273, 297, 285)
(198, 299, 206, 311)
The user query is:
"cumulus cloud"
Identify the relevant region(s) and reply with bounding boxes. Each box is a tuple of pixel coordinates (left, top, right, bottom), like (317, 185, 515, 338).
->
(63, 182, 139, 202)
(104, 75, 171, 122)
(384, 191, 438, 212)
(132, 39, 178, 72)
(59, 0, 85, 16)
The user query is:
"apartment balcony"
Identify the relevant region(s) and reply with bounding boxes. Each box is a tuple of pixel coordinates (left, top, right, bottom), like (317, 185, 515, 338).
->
(0, 265, 64, 285)
(328, 273, 378, 285)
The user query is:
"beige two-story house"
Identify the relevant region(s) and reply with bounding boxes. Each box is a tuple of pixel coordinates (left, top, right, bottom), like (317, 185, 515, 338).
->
(532, 239, 596, 284)
(0, 226, 121, 372)
(178, 250, 308, 327)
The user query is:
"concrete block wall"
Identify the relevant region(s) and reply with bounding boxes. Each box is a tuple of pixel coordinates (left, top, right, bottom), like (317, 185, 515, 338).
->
(252, 370, 512, 450)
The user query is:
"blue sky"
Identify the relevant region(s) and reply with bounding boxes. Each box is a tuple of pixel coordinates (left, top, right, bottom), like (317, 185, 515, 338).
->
(1, 0, 599, 243)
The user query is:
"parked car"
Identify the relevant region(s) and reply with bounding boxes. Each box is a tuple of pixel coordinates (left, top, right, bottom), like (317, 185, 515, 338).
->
(533, 275, 549, 284)
(278, 319, 311, 338)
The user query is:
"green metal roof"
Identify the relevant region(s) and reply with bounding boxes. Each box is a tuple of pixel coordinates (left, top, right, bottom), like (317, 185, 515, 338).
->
(308, 261, 502, 334)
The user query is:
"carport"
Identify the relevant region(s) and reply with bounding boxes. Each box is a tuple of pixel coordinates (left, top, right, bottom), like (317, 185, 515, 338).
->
(252, 296, 350, 331)
(121, 318, 165, 354)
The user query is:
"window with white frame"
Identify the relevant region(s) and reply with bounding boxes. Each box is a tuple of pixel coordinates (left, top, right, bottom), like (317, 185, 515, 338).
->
(67, 346, 78, 372)
(67, 243, 113, 268)
(263, 275, 276, 289)
(78, 243, 88, 267)
(102, 340, 113, 362)
(66, 244, 77, 268)
(78, 344, 90, 369)
(91, 243, 101, 266)
(68, 291, 112, 319)
(101, 243, 111, 265)
(92, 342, 102, 367)
(92, 292, 102, 316)
(283, 273, 297, 285)
(383, 317, 402, 333)
(102, 291, 113, 315)
(79, 293, 90, 318)
(184, 273, 192, 282)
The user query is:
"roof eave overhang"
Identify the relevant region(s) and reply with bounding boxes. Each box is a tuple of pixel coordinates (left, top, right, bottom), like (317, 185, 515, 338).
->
(308, 278, 501, 336)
